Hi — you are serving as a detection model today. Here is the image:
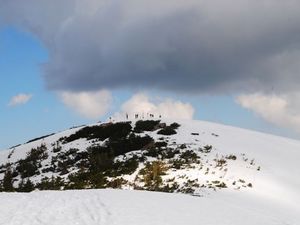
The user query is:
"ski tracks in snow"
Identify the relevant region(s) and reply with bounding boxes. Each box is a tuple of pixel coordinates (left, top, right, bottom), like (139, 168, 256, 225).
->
(0, 189, 298, 225)
(1, 191, 114, 225)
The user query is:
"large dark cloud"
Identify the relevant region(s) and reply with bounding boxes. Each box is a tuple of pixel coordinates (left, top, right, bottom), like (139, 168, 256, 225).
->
(1, 0, 300, 94)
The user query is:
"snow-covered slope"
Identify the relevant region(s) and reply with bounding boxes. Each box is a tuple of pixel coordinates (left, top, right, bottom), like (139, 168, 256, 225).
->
(0, 189, 299, 225)
(0, 119, 299, 224)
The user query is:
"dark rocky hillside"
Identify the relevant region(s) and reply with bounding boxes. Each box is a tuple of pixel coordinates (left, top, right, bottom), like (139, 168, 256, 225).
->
(0, 120, 259, 194)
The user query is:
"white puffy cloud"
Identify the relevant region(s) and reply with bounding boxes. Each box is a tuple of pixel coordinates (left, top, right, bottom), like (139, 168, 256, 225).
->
(114, 93, 195, 120)
(8, 94, 32, 107)
(236, 93, 300, 132)
(59, 90, 112, 119)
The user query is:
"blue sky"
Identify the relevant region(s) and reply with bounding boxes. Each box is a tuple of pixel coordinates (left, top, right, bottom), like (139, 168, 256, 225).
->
(0, 27, 90, 149)
(1, 26, 296, 150)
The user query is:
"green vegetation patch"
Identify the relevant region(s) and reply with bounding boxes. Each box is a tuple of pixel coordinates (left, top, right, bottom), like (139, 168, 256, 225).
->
(134, 120, 161, 133)
(63, 122, 132, 143)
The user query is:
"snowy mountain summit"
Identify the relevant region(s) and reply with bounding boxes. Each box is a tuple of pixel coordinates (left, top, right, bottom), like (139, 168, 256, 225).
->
(0, 119, 300, 224)
(0, 119, 300, 198)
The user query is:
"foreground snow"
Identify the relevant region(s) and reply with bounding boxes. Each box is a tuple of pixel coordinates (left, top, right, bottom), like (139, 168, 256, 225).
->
(0, 189, 299, 225)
